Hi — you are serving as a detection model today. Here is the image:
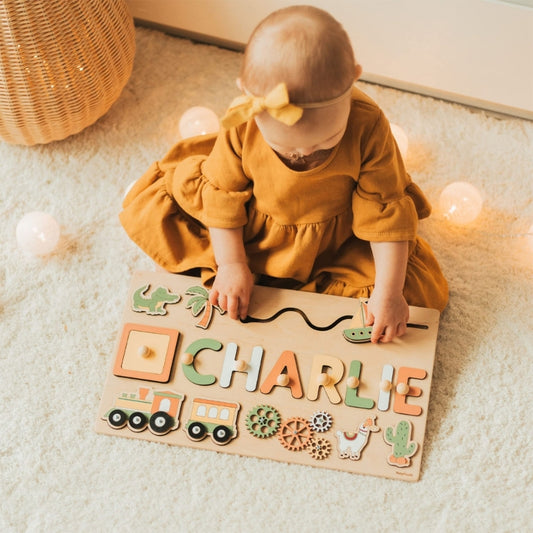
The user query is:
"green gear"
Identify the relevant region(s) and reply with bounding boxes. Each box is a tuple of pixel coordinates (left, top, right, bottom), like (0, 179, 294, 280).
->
(245, 405, 281, 438)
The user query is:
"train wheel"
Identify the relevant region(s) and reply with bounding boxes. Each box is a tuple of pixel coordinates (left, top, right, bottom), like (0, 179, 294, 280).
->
(211, 425, 232, 445)
(187, 422, 207, 441)
(107, 409, 127, 429)
(128, 412, 148, 432)
(149, 411, 173, 435)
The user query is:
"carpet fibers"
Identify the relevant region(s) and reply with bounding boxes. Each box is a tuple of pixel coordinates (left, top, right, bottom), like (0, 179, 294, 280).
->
(1, 27, 532, 532)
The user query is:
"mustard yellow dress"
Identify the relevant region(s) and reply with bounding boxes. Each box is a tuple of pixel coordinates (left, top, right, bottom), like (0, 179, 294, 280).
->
(120, 88, 448, 311)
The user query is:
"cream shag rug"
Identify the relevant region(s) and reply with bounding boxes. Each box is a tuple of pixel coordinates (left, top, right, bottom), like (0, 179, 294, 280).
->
(1, 27, 532, 533)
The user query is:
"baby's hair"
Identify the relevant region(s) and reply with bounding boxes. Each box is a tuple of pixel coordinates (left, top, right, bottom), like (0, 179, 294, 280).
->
(241, 5, 357, 104)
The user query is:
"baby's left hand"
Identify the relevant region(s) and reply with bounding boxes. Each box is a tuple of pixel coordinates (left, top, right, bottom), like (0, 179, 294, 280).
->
(365, 291, 409, 344)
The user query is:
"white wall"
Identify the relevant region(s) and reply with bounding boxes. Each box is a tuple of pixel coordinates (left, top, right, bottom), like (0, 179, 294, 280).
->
(126, 0, 533, 120)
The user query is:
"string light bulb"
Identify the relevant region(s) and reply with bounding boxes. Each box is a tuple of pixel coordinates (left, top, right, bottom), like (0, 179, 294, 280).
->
(438, 181, 483, 225)
(179, 106, 219, 138)
(16, 211, 60, 256)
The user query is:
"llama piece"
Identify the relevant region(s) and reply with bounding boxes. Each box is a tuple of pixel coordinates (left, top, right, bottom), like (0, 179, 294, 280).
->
(335, 416, 380, 460)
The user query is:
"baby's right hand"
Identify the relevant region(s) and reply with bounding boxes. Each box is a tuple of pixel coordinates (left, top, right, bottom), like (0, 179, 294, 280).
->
(209, 262, 254, 320)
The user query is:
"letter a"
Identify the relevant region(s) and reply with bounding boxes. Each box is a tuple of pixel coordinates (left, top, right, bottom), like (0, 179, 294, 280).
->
(260, 350, 303, 399)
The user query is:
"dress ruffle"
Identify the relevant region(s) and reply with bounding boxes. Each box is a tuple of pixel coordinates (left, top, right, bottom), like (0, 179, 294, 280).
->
(353, 182, 431, 241)
(242, 202, 354, 282)
(120, 136, 218, 280)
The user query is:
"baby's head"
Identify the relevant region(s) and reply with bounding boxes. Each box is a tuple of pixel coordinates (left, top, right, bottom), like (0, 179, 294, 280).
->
(236, 6, 362, 169)
(240, 5, 360, 104)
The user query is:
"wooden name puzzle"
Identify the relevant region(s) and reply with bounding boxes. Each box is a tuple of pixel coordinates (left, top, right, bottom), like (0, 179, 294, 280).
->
(95, 271, 441, 481)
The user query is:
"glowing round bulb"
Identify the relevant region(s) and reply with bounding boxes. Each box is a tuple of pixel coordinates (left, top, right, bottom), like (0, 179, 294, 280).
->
(16, 211, 60, 256)
(179, 106, 220, 138)
(390, 123, 408, 160)
(439, 181, 483, 225)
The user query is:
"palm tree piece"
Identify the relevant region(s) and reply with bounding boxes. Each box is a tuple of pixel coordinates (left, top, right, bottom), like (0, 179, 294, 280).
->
(185, 286, 225, 329)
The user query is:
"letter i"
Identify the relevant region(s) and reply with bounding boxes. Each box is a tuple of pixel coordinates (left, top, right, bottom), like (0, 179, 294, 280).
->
(378, 364, 394, 411)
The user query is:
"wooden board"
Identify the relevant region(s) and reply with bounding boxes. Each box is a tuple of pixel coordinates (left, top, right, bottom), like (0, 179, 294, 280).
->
(95, 271, 441, 481)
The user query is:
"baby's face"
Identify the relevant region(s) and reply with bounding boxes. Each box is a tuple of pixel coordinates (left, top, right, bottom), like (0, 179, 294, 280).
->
(255, 94, 351, 169)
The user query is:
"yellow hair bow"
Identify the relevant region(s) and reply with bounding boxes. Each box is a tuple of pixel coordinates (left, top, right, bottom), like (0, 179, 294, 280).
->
(220, 83, 303, 129)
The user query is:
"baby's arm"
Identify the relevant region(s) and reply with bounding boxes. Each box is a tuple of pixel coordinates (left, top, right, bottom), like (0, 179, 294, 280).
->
(208, 227, 254, 320)
(366, 241, 410, 343)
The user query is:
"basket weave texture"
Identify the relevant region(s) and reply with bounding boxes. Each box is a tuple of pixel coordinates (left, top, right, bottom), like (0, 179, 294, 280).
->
(0, 0, 136, 145)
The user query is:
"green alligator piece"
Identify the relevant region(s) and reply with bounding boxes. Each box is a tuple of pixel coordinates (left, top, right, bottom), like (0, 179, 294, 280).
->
(384, 420, 418, 467)
(132, 284, 181, 315)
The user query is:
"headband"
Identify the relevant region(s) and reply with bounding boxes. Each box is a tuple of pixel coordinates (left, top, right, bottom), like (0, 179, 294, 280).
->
(220, 82, 353, 129)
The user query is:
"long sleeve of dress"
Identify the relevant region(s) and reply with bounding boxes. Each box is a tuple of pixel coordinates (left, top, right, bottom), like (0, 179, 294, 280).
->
(352, 110, 431, 242)
(172, 126, 253, 229)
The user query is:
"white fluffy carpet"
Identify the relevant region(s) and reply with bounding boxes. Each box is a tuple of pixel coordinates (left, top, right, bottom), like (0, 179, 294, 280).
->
(1, 27, 532, 532)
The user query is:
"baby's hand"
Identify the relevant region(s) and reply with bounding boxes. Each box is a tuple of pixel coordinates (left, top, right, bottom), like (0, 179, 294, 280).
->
(365, 291, 409, 344)
(209, 262, 254, 320)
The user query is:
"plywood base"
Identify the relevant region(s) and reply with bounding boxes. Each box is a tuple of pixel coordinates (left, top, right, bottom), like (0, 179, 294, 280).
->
(95, 271, 441, 481)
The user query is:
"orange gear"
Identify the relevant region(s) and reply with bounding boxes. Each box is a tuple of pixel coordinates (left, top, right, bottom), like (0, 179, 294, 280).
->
(277, 417, 313, 451)
(307, 437, 332, 460)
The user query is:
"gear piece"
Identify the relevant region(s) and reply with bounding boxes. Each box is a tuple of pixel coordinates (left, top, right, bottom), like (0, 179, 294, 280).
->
(245, 405, 281, 438)
(309, 411, 333, 433)
(277, 417, 313, 451)
(307, 437, 332, 460)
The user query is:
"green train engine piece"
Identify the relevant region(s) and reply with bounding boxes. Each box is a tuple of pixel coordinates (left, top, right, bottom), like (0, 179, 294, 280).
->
(104, 387, 184, 436)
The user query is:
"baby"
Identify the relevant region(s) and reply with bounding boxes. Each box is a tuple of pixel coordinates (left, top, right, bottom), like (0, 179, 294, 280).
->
(121, 5, 448, 343)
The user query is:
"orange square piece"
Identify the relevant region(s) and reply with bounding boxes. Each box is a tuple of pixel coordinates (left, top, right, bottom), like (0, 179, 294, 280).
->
(113, 323, 179, 382)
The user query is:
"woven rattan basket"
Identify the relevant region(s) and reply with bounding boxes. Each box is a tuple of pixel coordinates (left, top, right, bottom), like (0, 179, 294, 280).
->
(0, 0, 136, 145)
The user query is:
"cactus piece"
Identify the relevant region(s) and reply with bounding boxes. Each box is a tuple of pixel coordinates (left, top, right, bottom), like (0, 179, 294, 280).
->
(384, 420, 418, 467)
